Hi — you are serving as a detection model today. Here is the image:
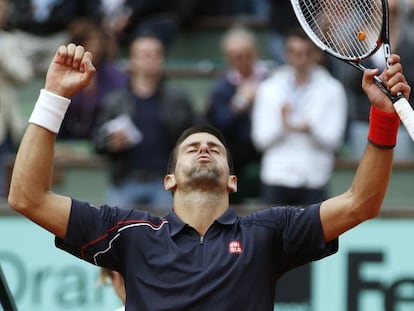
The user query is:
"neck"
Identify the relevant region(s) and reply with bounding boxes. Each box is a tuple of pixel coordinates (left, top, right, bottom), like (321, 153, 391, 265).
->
(295, 71, 309, 86)
(239, 67, 253, 80)
(130, 74, 160, 97)
(173, 190, 229, 235)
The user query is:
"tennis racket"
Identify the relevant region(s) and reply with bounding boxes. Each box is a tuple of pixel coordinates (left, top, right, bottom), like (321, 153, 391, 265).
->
(290, 0, 414, 141)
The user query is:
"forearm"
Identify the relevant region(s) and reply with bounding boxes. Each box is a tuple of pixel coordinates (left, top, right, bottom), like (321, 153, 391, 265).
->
(321, 144, 393, 242)
(251, 102, 284, 150)
(321, 113, 397, 241)
(308, 118, 345, 150)
(8, 125, 56, 211)
(8, 86, 72, 208)
(347, 144, 393, 220)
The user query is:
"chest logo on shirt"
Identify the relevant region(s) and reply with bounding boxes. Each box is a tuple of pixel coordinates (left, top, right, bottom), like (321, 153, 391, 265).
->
(228, 240, 243, 254)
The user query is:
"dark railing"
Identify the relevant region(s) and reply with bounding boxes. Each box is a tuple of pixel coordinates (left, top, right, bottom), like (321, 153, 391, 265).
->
(0, 265, 17, 311)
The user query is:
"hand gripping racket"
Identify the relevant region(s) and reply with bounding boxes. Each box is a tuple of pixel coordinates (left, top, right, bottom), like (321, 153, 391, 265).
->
(290, 0, 414, 141)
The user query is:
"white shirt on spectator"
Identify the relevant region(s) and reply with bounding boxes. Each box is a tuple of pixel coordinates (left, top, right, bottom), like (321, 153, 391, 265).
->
(251, 65, 347, 188)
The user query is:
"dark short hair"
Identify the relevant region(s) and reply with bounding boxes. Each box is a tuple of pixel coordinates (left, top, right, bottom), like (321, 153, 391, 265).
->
(167, 125, 234, 174)
(128, 30, 165, 52)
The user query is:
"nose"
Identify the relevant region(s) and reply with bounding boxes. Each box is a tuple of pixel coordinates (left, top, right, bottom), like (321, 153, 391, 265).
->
(199, 143, 211, 154)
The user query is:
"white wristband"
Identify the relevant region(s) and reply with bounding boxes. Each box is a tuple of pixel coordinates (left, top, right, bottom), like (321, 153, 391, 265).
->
(28, 89, 71, 134)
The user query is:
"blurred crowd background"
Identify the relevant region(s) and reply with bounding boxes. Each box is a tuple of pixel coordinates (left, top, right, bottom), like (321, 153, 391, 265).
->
(1, 2, 414, 310)
(1, 0, 414, 210)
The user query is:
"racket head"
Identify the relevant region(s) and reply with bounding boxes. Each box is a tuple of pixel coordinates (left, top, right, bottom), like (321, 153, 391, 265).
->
(290, 0, 389, 63)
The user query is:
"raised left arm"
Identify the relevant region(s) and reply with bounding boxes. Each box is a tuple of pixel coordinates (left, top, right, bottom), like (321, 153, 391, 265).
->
(320, 54, 411, 242)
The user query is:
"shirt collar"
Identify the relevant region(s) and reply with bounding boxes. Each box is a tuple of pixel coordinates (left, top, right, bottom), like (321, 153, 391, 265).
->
(165, 207, 238, 237)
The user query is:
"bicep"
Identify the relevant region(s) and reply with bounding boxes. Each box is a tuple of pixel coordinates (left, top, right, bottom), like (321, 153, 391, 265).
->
(24, 193, 72, 240)
(319, 192, 361, 242)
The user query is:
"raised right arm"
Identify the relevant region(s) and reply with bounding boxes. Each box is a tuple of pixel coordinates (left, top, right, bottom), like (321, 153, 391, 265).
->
(8, 44, 96, 239)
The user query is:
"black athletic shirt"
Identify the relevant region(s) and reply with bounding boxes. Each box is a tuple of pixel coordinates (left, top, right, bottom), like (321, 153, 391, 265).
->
(56, 199, 338, 310)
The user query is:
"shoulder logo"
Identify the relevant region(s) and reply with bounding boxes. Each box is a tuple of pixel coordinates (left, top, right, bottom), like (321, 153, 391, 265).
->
(228, 240, 243, 254)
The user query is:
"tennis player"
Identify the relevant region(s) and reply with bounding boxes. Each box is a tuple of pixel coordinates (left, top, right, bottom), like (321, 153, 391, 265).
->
(8, 43, 411, 310)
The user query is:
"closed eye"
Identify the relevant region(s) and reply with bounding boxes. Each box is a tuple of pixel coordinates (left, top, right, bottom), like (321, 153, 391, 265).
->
(186, 147, 197, 153)
(182, 141, 225, 155)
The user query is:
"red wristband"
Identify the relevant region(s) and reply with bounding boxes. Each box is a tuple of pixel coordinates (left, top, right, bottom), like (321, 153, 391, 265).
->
(368, 105, 400, 149)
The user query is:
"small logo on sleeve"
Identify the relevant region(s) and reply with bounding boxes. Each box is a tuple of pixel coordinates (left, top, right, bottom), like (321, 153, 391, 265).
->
(228, 240, 243, 254)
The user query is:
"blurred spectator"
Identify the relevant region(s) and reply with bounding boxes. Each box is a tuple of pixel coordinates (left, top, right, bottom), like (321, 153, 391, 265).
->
(104, 0, 183, 49)
(332, 0, 414, 160)
(248, 0, 271, 20)
(192, 1, 240, 17)
(58, 20, 128, 140)
(7, 0, 98, 75)
(251, 28, 347, 205)
(268, 0, 300, 65)
(0, 0, 33, 197)
(93, 34, 196, 212)
(191, 0, 269, 18)
(205, 25, 270, 203)
(98, 268, 125, 311)
(98, 0, 130, 60)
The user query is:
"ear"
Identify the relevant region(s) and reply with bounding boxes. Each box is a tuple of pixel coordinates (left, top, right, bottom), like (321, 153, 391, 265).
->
(227, 175, 237, 193)
(164, 174, 177, 191)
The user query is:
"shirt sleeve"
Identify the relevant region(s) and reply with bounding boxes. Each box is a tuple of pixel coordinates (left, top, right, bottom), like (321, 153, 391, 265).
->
(282, 203, 338, 271)
(252, 203, 338, 273)
(54, 198, 149, 270)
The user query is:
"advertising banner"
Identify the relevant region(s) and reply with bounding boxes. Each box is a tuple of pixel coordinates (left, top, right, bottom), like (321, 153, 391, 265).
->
(313, 218, 414, 311)
(1, 216, 413, 311)
(0, 217, 121, 311)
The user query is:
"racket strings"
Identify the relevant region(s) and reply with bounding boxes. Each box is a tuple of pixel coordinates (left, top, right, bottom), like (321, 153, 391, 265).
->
(298, 0, 383, 59)
(327, 1, 380, 57)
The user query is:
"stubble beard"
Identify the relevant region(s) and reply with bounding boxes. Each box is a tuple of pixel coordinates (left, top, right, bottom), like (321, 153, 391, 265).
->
(186, 164, 221, 188)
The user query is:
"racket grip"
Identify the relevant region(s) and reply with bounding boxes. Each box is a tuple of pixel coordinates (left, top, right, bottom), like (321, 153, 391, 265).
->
(393, 97, 414, 141)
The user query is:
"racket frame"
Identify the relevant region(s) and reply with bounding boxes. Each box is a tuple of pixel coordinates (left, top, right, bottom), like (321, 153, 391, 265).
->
(290, 0, 398, 100)
(290, 0, 414, 141)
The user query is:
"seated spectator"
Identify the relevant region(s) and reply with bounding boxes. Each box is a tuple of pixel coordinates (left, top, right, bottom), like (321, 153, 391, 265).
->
(8, 0, 99, 75)
(98, 0, 130, 60)
(0, 0, 33, 197)
(93, 33, 197, 213)
(205, 25, 270, 203)
(104, 0, 182, 49)
(58, 20, 128, 140)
